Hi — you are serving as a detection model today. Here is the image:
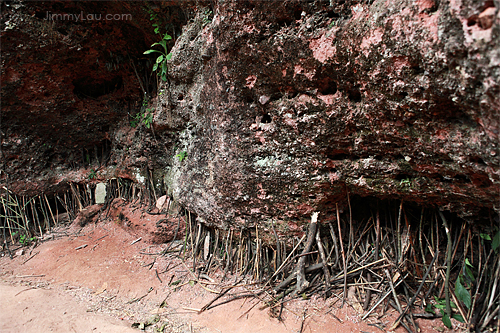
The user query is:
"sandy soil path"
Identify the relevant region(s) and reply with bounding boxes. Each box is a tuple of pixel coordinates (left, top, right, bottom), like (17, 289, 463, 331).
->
(0, 282, 136, 333)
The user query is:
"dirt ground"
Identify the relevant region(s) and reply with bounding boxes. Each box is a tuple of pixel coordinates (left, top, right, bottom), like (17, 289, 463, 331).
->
(1, 210, 456, 333)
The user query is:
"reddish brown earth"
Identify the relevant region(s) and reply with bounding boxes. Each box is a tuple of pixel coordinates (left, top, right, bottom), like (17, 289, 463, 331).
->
(1, 206, 461, 333)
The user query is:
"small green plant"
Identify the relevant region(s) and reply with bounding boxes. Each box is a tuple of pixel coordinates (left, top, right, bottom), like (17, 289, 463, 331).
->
(89, 169, 97, 179)
(425, 296, 463, 328)
(480, 230, 500, 253)
(144, 33, 172, 82)
(12, 232, 36, 246)
(131, 109, 154, 129)
(148, 8, 161, 34)
(202, 8, 213, 27)
(176, 151, 187, 162)
(19, 234, 36, 246)
(399, 178, 411, 188)
(131, 97, 154, 129)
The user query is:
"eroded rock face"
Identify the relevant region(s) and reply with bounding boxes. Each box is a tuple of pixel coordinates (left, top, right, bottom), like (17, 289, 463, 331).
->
(1, 0, 499, 236)
(161, 0, 499, 229)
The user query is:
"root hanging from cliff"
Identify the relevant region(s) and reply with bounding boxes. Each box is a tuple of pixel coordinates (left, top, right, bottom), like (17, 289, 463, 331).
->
(0, 177, 144, 252)
(2, 183, 498, 332)
(173, 199, 499, 333)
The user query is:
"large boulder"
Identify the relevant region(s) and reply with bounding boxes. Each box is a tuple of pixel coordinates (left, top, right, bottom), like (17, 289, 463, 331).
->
(160, 0, 499, 230)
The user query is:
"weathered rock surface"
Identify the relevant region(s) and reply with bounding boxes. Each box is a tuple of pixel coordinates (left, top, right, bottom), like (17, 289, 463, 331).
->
(0, 1, 186, 193)
(161, 0, 499, 229)
(1, 1, 499, 236)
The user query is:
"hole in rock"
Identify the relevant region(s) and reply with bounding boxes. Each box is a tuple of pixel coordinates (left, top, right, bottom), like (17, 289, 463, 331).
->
(347, 87, 362, 103)
(467, 15, 478, 26)
(327, 11, 340, 18)
(411, 65, 425, 75)
(470, 156, 486, 165)
(328, 153, 349, 160)
(395, 173, 414, 181)
(327, 152, 358, 161)
(320, 81, 337, 95)
(398, 91, 408, 99)
(261, 113, 272, 124)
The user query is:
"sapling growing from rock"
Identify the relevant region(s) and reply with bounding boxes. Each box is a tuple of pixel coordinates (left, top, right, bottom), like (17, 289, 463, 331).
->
(144, 33, 172, 82)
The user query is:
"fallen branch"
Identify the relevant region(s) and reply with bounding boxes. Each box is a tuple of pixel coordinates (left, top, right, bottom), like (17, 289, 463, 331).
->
(295, 212, 319, 295)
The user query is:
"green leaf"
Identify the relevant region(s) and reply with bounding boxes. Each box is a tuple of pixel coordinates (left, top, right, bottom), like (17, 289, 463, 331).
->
(144, 49, 161, 55)
(480, 233, 491, 240)
(442, 313, 452, 329)
(152, 63, 158, 72)
(156, 55, 164, 63)
(455, 276, 471, 309)
(434, 303, 446, 310)
(453, 314, 465, 323)
(492, 230, 500, 251)
(465, 258, 473, 267)
(425, 303, 435, 314)
(188, 280, 195, 287)
(154, 40, 166, 49)
(166, 53, 172, 60)
(465, 265, 475, 282)
(163, 33, 172, 40)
